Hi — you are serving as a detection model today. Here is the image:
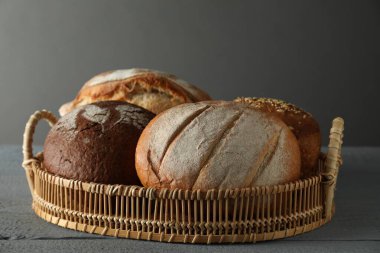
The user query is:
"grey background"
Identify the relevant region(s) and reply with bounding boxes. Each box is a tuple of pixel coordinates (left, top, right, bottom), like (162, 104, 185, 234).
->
(0, 0, 379, 145)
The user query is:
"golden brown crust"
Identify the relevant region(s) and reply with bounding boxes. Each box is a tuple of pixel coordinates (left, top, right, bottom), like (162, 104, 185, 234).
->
(44, 101, 155, 185)
(59, 69, 211, 116)
(135, 101, 301, 190)
(78, 75, 191, 103)
(234, 97, 321, 178)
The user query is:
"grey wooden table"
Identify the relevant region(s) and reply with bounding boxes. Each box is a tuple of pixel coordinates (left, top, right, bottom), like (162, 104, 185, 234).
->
(0, 145, 379, 252)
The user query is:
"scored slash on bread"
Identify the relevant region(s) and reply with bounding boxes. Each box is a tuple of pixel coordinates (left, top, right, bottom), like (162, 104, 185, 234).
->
(59, 68, 212, 116)
(234, 97, 321, 178)
(135, 101, 301, 190)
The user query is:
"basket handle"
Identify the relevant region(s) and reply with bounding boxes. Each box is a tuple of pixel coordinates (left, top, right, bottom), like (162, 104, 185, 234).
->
(323, 117, 344, 220)
(22, 110, 57, 195)
(22, 110, 58, 166)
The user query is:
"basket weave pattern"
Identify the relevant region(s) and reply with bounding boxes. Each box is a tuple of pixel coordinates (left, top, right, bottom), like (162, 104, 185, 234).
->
(22, 110, 344, 244)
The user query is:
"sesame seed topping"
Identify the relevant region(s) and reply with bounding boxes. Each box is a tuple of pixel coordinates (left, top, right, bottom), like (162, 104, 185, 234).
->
(234, 97, 312, 117)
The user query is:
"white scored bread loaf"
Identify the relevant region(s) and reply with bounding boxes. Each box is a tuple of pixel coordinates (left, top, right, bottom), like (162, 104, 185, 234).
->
(59, 68, 211, 116)
(135, 101, 301, 190)
(234, 97, 321, 178)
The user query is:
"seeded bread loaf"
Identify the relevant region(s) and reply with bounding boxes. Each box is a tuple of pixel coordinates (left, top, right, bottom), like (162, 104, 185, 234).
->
(59, 68, 211, 116)
(234, 97, 321, 178)
(135, 101, 301, 190)
(44, 101, 155, 185)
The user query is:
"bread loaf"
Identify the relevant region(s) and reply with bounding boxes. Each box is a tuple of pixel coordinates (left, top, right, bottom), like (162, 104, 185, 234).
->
(44, 101, 155, 185)
(135, 101, 301, 190)
(234, 97, 321, 178)
(59, 68, 211, 116)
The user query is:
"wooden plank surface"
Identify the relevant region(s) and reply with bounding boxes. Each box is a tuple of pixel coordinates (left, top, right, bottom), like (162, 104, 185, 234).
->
(0, 145, 379, 252)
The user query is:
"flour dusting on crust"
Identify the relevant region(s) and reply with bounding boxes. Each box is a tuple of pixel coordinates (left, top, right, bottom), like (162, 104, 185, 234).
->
(55, 105, 111, 141)
(82, 105, 110, 125)
(115, 104, 152, 129)
(85, 68, 189, 87)
(57, 107, 82, 131)
(54, 107, 82, 140)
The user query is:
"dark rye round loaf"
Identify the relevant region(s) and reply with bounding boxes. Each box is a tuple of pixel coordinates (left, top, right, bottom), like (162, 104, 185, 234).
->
(135, 101, 301, 190)
(43, 101, 155, 185)
(234, 97, 321, 178)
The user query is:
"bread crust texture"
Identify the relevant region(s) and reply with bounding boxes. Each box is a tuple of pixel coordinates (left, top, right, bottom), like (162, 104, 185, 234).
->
(59, 68, 211, 116)
(135, 101, 301, 190)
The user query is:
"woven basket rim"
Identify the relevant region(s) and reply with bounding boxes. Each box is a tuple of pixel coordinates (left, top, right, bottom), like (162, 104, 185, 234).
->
(28, 152, 324, 199)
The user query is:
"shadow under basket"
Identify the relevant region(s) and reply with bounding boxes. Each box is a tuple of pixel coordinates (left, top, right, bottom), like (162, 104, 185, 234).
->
(22, 110, 344, 244)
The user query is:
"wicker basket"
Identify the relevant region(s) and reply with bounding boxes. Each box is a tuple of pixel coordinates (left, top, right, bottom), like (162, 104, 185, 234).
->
(22, 110, 344, 244)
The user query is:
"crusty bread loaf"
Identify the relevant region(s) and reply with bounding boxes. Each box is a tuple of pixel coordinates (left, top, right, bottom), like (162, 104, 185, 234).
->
(44, 101, 155, 185)
(59, 68, 211, 116)
(135, 101, 301, 190)
(234, 97, 321, 178)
